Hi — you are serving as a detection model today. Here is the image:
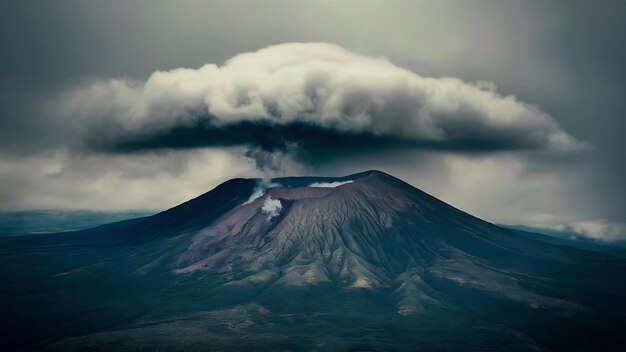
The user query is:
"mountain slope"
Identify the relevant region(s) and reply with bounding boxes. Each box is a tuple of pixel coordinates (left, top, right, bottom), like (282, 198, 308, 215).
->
(1, 171, 625, 351)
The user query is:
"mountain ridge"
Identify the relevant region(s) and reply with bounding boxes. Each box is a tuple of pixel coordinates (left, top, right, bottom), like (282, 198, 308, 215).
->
(1, 170, 625, 351)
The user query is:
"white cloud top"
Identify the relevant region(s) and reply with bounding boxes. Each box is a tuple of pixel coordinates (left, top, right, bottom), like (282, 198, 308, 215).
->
(61, 42, 585, 152)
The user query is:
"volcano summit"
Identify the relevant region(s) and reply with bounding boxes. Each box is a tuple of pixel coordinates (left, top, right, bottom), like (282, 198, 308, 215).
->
(1, 171, 625, 351)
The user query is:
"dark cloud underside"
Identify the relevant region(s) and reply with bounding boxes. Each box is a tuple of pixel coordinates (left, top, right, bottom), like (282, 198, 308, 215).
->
(106, 118, 563, 163)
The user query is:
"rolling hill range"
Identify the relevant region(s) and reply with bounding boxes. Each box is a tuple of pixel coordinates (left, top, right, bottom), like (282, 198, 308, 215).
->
(1, 171, 625, 351)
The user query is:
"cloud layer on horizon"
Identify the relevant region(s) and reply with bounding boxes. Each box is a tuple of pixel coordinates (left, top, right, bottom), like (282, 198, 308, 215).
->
(56, 42, 586, 164)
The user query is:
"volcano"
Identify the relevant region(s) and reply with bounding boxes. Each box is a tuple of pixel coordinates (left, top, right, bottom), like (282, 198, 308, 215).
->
(1, 171, 625, 351)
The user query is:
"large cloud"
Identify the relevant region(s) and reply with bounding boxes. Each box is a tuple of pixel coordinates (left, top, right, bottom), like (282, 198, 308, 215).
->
(57, 42, 585, 164)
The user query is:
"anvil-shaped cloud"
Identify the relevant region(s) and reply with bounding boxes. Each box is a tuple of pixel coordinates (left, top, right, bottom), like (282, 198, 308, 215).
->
(59, 42, 585, 162)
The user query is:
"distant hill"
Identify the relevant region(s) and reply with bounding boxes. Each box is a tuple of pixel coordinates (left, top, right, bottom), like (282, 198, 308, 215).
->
(0, 210, 156, 236)
(502, 224, 626, 258)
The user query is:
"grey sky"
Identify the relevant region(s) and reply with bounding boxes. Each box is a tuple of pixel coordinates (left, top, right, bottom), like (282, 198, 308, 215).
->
(0, 1, 624, 240)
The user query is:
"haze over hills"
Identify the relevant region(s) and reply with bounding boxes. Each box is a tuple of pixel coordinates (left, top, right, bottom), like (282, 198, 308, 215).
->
(1, 171, 625, 351)
(0, 210, 156, 236)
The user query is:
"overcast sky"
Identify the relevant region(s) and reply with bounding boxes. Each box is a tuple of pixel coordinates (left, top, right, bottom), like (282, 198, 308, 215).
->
(0, 1, 624, 241)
